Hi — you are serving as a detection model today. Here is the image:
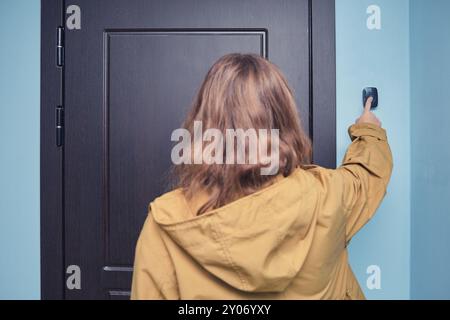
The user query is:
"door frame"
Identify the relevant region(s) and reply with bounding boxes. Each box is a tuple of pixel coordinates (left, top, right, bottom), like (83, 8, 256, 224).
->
(41, 0, 65, 299)
(40, 0, 336, 300)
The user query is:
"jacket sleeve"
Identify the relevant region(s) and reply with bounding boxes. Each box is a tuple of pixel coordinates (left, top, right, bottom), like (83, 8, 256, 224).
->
(336, 123, 393, 244)
(130, 212, 179, 300)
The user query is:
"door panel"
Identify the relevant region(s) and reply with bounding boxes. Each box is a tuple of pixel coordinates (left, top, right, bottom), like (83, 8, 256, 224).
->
(54, 0, 332, 299)
(106, 31, 265, 266)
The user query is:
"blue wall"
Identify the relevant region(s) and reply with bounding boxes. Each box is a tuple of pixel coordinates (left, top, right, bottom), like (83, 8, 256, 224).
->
(336, 0, 411, 299)
(0, 0, 41, 299)
(410, 0, 450, 300)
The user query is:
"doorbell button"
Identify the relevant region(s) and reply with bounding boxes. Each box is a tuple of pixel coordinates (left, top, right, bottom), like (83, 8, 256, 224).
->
(363, 87, 378, 109)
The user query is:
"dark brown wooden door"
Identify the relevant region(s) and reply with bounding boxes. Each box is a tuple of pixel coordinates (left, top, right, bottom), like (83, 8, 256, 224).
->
(41, 0, 335, 299)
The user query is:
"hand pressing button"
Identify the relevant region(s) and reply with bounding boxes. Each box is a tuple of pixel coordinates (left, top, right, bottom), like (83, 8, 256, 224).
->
(363, 87, 378, 109)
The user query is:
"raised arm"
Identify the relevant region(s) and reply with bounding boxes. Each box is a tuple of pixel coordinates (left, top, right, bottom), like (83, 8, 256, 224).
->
(337, 97, 393, 243)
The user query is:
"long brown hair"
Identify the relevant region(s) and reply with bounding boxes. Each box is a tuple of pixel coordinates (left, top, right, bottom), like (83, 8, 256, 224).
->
(173, 53, 311, 215)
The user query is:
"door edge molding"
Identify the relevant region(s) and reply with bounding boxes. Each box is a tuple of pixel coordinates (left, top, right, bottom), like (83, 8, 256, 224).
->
(310, 0, 337, 168)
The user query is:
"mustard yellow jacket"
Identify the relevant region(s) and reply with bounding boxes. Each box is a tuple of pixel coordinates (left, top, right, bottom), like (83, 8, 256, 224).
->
(131, 123, 393, 300)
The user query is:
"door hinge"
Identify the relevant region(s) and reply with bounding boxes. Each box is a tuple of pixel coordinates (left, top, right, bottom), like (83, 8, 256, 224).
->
(56, 106, 64, 147)
(57, 26, 64, 67)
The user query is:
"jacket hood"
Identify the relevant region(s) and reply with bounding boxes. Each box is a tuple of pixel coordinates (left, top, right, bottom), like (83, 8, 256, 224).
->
(150, 170, 319, 293)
